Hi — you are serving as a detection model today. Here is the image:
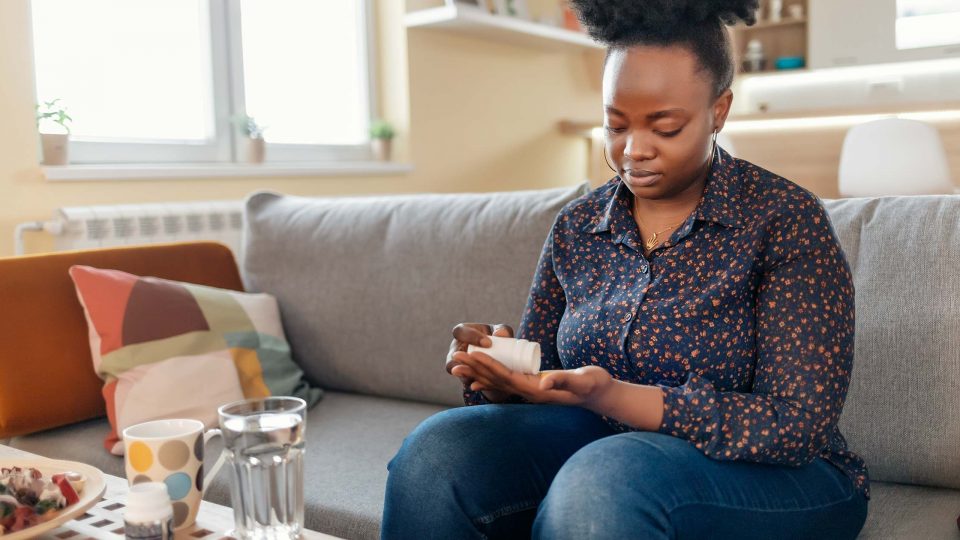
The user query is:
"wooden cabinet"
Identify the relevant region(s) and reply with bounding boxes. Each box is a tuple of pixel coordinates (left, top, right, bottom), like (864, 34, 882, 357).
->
(730, 0, 809, 76)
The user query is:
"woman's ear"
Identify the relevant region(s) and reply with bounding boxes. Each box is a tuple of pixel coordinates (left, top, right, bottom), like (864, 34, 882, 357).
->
(713, 89, 734, 133)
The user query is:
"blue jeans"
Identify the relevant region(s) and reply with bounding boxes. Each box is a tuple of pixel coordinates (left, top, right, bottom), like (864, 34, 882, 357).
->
(381, 404, 867, 540)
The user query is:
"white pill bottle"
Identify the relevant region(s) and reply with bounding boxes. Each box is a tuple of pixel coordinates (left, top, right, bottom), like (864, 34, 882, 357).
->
(124, 482, 174, 540)
(467, 335, 541, 374)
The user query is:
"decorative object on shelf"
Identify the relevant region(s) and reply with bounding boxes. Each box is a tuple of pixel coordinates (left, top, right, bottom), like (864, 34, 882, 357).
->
(370, 119, 395, 162)
(562, 4, 582, 32)
(404, 1, 600, 50)
(232, 114, 267, 164)
(768, 0, 783, 22)
(457, 0, 490, 12)
(730, 0, 807, 76)
(743, 39, 766, 72)
(774, 55, 805, 70)
(492, 0, 528, 18)
(36, 98, 72, 166)
(480, 0, 497, 14)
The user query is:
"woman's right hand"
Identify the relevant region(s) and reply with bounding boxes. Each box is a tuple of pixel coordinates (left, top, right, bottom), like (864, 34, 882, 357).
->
(446, 322, 516, 403)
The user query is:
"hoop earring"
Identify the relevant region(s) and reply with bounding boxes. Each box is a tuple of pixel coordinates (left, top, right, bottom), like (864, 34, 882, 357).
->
(602, 145, 618, 175)
(711, 129, 721, 165)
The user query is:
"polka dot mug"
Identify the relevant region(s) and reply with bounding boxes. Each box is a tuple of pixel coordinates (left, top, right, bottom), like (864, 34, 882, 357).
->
(122, 419, 226, 531)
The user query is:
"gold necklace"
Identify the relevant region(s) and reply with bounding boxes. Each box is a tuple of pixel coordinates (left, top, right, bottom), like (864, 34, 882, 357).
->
(642, 221, 683, 250)
(635, 213, 687, 250)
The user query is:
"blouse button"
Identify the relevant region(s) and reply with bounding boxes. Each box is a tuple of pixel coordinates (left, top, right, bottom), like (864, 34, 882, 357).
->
(622, 313, 633, 323)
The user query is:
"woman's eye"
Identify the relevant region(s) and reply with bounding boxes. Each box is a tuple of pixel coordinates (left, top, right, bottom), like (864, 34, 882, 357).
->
(656, 129, 683, 138)
(605, 125, 625, 134)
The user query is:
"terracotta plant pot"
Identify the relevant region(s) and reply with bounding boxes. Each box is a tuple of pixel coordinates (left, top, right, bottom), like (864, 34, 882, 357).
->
(40, 133, 69, 165)
(371, 138, 392, 161)
(246, 137, 265, 164)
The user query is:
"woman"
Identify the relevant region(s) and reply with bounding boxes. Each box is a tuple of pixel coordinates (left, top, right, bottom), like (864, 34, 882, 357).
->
(381, 0, 869, 538)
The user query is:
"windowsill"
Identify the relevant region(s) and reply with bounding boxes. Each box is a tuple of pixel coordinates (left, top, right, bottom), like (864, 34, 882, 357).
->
(42, 161, 414, 181)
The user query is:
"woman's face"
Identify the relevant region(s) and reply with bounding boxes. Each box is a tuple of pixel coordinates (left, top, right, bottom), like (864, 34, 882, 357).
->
(603, 46, 732, 201)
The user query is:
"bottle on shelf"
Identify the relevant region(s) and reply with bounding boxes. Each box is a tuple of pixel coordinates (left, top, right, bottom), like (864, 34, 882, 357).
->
(768, 0, 783, 22)
(743, 39, 766, 72)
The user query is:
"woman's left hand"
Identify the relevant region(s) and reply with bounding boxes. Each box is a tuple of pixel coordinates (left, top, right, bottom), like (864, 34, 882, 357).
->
(459, 351, 614, 407)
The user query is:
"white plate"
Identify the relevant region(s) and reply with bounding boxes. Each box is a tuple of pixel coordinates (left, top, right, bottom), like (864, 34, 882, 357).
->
(1, 458, 106, 539)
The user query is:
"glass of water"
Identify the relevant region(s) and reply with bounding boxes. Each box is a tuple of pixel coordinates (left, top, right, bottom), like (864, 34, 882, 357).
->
(218, 396, 307, 540)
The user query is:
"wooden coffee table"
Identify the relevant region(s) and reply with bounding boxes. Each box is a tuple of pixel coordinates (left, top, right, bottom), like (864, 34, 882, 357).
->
(0, 444, 342, 539)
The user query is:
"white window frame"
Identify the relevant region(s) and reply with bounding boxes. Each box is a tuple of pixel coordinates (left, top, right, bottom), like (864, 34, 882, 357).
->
(31, 0, 378, 165)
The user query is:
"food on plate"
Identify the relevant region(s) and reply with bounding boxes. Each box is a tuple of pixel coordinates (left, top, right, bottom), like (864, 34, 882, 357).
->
(0, 466, 85, 535)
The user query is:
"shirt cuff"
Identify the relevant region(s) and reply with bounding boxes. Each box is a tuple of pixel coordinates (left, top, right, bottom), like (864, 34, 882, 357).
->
(656, 372, 718, 446)
(463, 386, 488, 406)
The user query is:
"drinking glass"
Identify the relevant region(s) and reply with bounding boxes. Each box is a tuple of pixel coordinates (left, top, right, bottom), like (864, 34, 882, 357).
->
(219, 396, 307, 540)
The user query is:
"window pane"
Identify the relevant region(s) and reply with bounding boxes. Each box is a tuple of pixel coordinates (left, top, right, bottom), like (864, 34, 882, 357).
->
(240, 0, 369, 145)
(896, 0, 960, 50)
(32, 0, 214, 141)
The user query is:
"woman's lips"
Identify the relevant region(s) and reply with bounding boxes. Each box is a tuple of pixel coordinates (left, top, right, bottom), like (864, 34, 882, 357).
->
(624, 169, 663, 187)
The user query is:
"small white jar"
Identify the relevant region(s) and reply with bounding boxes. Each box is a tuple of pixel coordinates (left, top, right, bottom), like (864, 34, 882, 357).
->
(124, 482, 174, 540)
(467, 335, 541, 374)
(769, 0, 783, 22)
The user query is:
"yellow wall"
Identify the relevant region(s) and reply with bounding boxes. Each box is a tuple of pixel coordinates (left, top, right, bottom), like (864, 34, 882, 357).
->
(0, 0, 601, 256)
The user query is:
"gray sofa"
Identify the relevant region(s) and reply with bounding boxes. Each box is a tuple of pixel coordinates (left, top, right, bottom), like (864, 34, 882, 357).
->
(7, 182, 960, 539)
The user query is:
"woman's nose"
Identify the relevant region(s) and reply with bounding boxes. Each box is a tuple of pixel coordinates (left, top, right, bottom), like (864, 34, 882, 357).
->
(624, 132, 656, 162)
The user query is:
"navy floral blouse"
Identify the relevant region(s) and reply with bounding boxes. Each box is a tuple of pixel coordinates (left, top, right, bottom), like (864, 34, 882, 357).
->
(463, 146, 870, 500)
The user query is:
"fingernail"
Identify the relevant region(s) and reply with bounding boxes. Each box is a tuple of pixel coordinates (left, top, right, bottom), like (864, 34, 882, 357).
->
(480, 337, 492, 347)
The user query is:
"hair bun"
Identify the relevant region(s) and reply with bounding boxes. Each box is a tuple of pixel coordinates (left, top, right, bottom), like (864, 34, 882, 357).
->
(570, 0, 759, 44)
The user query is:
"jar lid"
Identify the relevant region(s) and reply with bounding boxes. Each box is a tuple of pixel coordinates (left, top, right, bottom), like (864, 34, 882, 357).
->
(126, 482, 171, 512)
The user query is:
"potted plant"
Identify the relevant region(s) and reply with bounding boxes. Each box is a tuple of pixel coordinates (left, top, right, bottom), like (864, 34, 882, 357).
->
(233, 115, 267, 164)
(369, 119, 395, 162)
(36, 99, 72, 166)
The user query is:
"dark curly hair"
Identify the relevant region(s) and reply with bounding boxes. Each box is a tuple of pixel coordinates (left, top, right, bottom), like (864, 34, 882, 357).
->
(570, 0, 759, 98)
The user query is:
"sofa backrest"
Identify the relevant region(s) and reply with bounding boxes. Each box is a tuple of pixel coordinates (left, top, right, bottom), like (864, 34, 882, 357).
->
(824, 195, 960, 490)
(244, 186, 960, 490)
(243, 183, 590, 407)
(0, 242, 243, 438)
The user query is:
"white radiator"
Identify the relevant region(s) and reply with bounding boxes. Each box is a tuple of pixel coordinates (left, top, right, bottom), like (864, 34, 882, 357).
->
(41, 201, 245, 255)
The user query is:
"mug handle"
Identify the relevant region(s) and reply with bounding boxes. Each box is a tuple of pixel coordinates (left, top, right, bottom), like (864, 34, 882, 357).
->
(202, 428, 227, 494)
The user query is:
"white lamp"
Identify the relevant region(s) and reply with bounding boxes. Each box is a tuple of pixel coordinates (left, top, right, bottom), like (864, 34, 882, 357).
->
(838, 118, 956, 197)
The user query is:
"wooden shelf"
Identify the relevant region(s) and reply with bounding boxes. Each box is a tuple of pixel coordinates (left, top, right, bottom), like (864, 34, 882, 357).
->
(558, 119, 598, 137)
(730, 1, 809, 79)
(559, 101, 960, 136)
(404, 3, 603, 52)
(735, 17, 807, 31)
(727, 100, 960, 122)
(737, 67, 810, 78)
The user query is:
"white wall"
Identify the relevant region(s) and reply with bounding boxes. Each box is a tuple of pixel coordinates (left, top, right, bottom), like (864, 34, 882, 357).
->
(809, 0, 960, 69)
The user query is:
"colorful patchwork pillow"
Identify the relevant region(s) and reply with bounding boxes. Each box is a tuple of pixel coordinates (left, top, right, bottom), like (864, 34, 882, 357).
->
(68, 265, 321, 455)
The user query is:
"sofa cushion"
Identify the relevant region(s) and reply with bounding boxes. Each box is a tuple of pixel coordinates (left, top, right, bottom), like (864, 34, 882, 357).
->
(10, 391, 446, 540)
(0, 242, 245, 438)
(68, 265, 320, 455)
(243, 183, 590, 407)
(858, 481, 960, 539)
(824, 196, 960, 490)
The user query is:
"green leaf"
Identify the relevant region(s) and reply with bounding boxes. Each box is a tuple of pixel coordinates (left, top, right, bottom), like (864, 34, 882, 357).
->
(36, 499, 60, 515)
